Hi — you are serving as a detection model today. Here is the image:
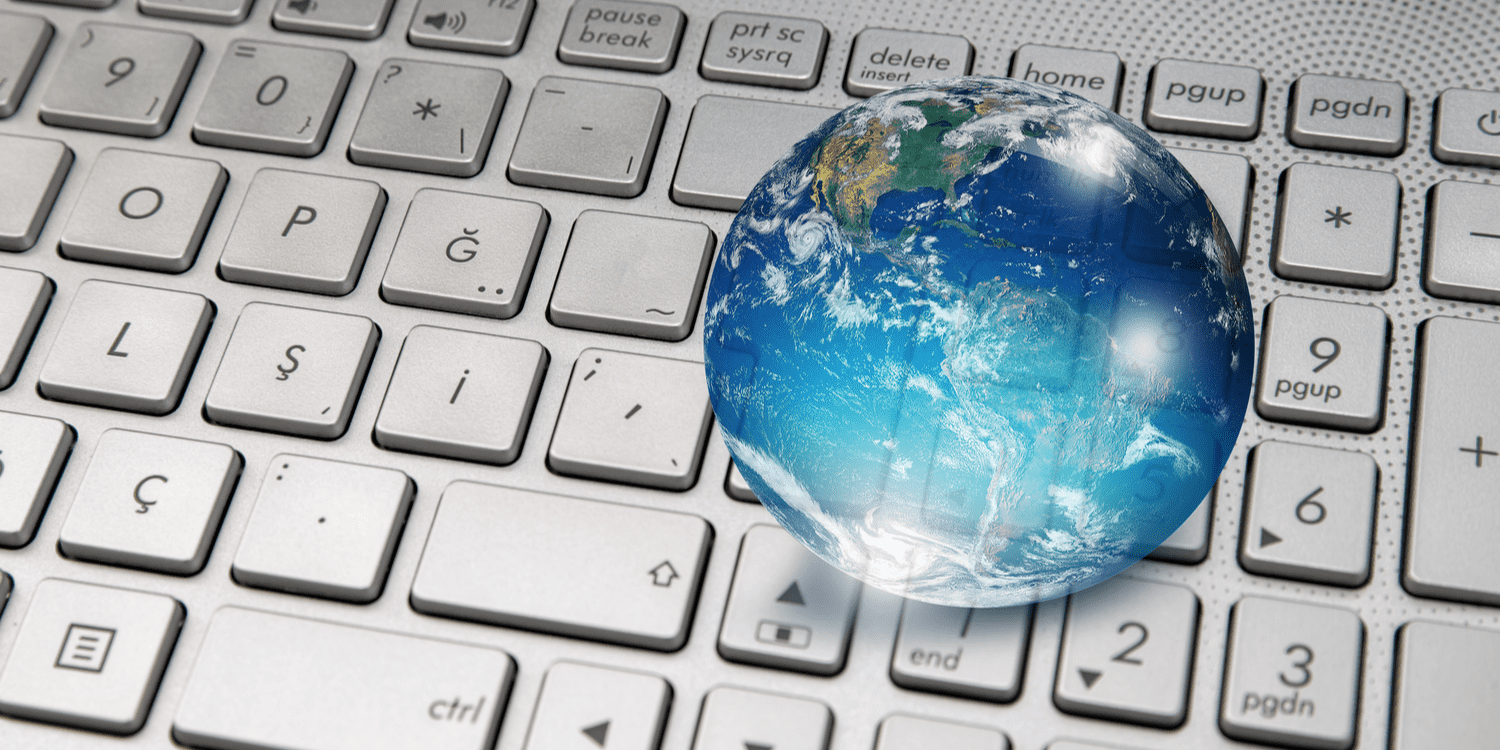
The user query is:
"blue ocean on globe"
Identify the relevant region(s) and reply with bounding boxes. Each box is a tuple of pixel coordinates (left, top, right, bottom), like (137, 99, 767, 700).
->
(703, 76, 1254, 608)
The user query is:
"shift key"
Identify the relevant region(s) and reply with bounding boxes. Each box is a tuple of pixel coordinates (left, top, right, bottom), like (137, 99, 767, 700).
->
(173, 607, 514, 750)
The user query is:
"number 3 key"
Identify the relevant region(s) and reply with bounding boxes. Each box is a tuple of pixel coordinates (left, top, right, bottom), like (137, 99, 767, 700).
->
(39, 23, 201, 137)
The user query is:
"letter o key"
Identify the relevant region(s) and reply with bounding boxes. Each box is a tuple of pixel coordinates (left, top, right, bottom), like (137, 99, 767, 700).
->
(119, 187, 164, 220)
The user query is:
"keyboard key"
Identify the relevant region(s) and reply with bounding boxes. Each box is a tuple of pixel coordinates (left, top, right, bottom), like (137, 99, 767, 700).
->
(1166, 147, 1253, 258)
(672, 95, 839, 211)
(232, 454, 413, 603)
(1009, 44, 1123, 110)
(1432, 88, 1500, 168)
(348, 59, 508, 177)
(726, 461, 756, 502)
(38, 280, 214, 415)
(844, 28, 973, 97)
(890, 600, 1033, 702)
(0, 134, 72, 252)
(380, 189, 548, 319)
(692, 686, 832, 750)
(138, 0, 253, 24)
(1287, 73, 1407, 156)
(0, 12, 52, 118)
(0, 411, 73, 548)
(1053, 577, 1199, 728)
(58, 148, 227, 273)
(875, 715, 1008, 750)
(1272, 163, 1399, 289)
(27, 0, 113, 6)
(547, 348, 712, 489)
(557, 0, 685, 73)
(218, 168, 386, 295)
(1423, 179, 1500, 304)
(699, 12, 828, 90)
(1389, 621, 1500, 749)
(58, 429, 241, 575)
(0, 267, 52, 389)
(1219, 597, 1363, 750)
(718, 524, 861, 675)
(0, 579, 182, 735)
(1240, 441, 1377, 586)
(1146, 490, 1212, 564)
(525, 662, 671, 750)
(1254, 295, 1389, 432)
(174, 607, 514, 750)
(204, 302, 379, 440)
(1405, 316, 1500, 606)
(373, 326, 548, 465)
(192, 40, 353, 157)
(271, 0, 394, 40)
(1145, 59, 1264, 139)
(38, 23, 200, 137)
(549, 210, 714, 341)
(408, 0, 536, 56)
(410, 481, 712, 651)
(508, 77, 668, 197)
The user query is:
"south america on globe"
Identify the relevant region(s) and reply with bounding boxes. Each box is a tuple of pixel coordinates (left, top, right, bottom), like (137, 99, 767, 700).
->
(704, 76, 1254, 608)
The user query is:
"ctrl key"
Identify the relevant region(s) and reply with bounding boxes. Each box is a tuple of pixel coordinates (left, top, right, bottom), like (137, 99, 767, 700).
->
(173, 607, 514, 750)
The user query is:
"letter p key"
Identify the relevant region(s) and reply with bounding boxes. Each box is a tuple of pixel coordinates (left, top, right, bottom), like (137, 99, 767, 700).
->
(282, 205, 318, 237)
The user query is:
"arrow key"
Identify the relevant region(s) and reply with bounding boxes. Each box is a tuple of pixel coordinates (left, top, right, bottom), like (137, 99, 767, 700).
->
(525, 662, 670, 750)
(691, 686, 831, 750)
(1239, 441, 1378, 586)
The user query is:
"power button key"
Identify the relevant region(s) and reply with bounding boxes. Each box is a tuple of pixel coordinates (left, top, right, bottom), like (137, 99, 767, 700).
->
(1433, 88, 1500, 168)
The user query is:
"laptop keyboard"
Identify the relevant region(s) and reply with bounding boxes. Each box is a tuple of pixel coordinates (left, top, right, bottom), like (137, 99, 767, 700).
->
(1, 1, 1498, 749)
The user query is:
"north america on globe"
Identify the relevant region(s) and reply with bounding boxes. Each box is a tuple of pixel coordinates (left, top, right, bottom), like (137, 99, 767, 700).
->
(704, 76, 1254, 608)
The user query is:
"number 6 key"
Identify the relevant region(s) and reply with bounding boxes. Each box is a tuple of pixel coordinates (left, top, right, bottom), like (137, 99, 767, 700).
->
(39, 23, 201, 137)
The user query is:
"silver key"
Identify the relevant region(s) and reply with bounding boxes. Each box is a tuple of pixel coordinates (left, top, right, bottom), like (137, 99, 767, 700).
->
(203, 302, 380, 440)
(348, 59, 508, 177)
(525, 662, 671, 750)
(38, 23, 200, 137)
(1166, 148, 1252, 258)
(1146, 490, 1211, 564)
(1145, 59, 1264, 139)
(271, 0, 394, 40)
(58, 148, 227, 273)
(408, 0, 536, 56)
(1009, 44, 1122, 110)
(1389, 621, 1500, 749)
(890, 601, 1033, 702)
(0, 134, 72, 252)
(193, 40, 353, 157)
(1241, 441, 1377, 586)
(0, 12, 52, 118)
(508, 76, 668, 197)
(725, 461, 756, 502)
(1219, 597, 1364, 750)
(218, 168, 386, 295)
(58, 429, 241, 575)
(1053, 577, 1199, 728)
(549, 210, 714, 341)
(875, 715, 1009, 750)
(844, 28, 973, 97)
(1405, 316, 1500, 606)
(0, 579, 182, 735)
(37, 280, 214, 415)
(672, 95, 839, 211)
(699, 12, 828, 90)
(1423, 179, 1500, 304)
(232, 454, 414, 603)
(380, 189, 548, 319)
(557, 0, 685, 73)
(138, 0, 253, 24)
(1433, 88, 1500, 168)
(1254, 295, 1389, 432)
(547, 348, 712, 490)
(1287, 74, 1407, 156)
(373, 326, 548, 465)
(0, 266, 51, 389)
(410, 481, 712, 651)
(174, 607, 514, 750)
(0, 411, 72, 548)
(692, 686, 832, 750)
(718, 524, 861, 675)
(1272, 163, 1399, 289)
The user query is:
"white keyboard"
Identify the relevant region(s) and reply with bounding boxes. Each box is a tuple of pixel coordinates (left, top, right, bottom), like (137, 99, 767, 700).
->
(1, 1, 1498, 749)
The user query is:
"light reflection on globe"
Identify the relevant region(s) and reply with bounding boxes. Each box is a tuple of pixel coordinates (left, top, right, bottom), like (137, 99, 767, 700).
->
(703, 77, 1254, 608)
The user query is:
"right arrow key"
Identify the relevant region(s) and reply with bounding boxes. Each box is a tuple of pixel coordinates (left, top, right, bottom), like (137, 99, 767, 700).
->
(1239, 441, 1378, 586)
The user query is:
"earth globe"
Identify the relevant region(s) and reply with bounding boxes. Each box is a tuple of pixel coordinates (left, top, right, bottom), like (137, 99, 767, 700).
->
(703, 76, 1254, 608)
